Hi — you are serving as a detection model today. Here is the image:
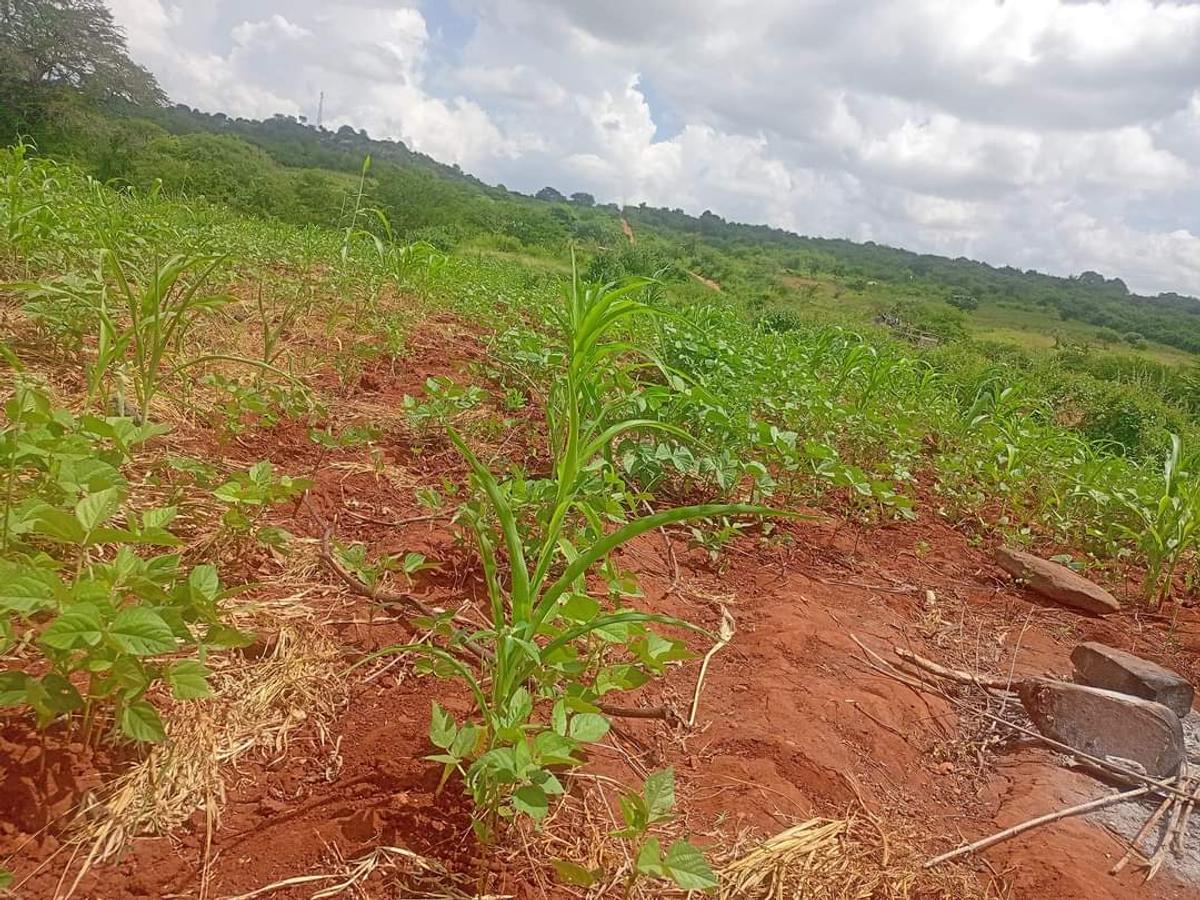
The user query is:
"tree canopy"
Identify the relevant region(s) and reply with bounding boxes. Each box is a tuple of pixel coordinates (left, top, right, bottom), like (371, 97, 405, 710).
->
(0, 0, 164, 115)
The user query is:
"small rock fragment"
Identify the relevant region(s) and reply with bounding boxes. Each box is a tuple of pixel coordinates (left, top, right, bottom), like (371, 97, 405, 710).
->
(1071, 642, 1194, 718)
(994, 547, 1120, 615)
(1018, 678, 1184, 778)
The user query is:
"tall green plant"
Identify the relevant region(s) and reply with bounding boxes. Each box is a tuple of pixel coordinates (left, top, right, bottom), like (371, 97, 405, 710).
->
(361, 263, 776, 840)
(1115, 433, 1200, 607)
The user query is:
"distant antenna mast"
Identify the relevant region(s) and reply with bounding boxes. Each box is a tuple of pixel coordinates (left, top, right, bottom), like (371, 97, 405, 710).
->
(316, 91, 325, 129)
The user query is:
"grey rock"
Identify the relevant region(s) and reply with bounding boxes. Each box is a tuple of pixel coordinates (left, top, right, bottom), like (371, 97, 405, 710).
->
(994, 547, 1120, 616)
(1018, 678, 1184, 778)
(1071, 642, 1194, 718)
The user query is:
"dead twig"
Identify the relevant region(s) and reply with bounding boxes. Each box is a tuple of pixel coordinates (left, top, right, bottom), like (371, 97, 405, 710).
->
(1111, 790, 1175, 874)
(854, 638, 1196, 802)
(893, 646, 1018, 692)
(595, 703, 675, 722)
(688, 606, 735, 727)
(924, 784, 1153, 868)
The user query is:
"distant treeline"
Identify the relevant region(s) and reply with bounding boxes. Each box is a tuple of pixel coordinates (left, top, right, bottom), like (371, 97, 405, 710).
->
(10, 97, 1200, 351)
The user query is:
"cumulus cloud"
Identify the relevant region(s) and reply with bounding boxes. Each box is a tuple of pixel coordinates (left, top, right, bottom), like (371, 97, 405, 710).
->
(105, 0, 1200, 296)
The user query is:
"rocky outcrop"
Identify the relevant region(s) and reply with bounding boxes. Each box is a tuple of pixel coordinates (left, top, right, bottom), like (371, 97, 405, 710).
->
(1018, 678, 1184, 778)
(994, 547, 1120, 615)
(1071, 642, 1194, 718)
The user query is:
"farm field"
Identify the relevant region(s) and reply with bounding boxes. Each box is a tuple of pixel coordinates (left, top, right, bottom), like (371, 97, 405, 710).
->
(4, 137, 1200, 900)
(7, 3, 1200, 895)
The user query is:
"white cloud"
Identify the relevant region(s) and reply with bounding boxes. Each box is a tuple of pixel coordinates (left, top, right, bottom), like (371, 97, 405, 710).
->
(104, 0, 1200, 296)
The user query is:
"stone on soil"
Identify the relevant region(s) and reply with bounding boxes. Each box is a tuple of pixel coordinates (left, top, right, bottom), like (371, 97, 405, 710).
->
(1071, 642, 1194, 718)
(1018, 678, 1184, 778)
(994, 547, 1120, 615)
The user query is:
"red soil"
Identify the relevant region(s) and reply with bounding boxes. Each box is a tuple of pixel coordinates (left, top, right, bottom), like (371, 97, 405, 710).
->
(3, 321, 1200, 899)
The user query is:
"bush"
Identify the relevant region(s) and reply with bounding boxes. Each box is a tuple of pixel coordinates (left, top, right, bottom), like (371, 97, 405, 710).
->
(408, 224, 464, 252)
(1046, 373, 1187, 456)
(756, 309, 806, 333)
(583, 245, 682, 283)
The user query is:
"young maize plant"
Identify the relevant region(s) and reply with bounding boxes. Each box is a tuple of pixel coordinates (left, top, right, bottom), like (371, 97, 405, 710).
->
(1116, 433, 1200, 608)
(356, 260, 775, 857)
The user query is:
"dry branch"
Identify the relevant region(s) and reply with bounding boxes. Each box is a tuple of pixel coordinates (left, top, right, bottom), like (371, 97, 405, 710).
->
(893, 646, 1019, 692)
(924, 785, 1152, 868)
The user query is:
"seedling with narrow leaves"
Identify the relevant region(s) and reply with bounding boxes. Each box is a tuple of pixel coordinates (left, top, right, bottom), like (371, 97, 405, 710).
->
(355, 260, 780, 839)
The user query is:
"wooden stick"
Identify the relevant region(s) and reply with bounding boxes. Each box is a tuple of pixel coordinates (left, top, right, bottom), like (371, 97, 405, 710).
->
(970, 708, 1193, 801)
(1111, 791, 1175, 874)
(925, 785, 1153, 868)
(893, 646, 1019, 692)
(854, 637, 1194, 801)
(1171, 779, 1198, 855)
(597, 703, 673, 722)
(1147, 786, 1189, 879)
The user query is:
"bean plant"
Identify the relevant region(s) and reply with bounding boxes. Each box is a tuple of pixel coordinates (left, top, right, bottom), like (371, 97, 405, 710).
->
(0, 382, 247, 742)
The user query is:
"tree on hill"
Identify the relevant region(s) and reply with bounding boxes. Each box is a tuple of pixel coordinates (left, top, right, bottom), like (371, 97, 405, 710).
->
(535, 186, 566, 202)
(570, 191, 595, 206)
(0, 0, 164, 103)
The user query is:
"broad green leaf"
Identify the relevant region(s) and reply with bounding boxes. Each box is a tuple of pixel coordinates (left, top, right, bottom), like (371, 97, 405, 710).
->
(0, 671, 30, 706)
(505, 687, 533, 726)
(203, 623, 256, 649)
(40, 603, 103, 649)
(513, 783, 549, 822)
(75, 486, 122, 532)
(141, 506, 178, 530)
(559, 593, 600, 623)
(167, 660, 213, 699)
(450, 723, 480, 759)
(662, 840, 718, 891)
(550, 860, 597, 887)
(644, 768, 676, 822)
(532, 768, 565, 795)
(98, 655, 149, 699)
(110, 607, 176, 656)
(188, 564, 220, 601)
(635, 837, 664, 876)
(30, 506, 86, 543)
(248, 460, 273, 484)
(112, 545, 141, 580)
(0, 568, 59, 614)
(595, 664, 649, 695)
(39, 673, 83, 714)
(551, 698, 568, 736)
(568, 712, 610, 743)
(533, 730, 578, 766)
(120, 700, 166, 742)
(430, 702, 456, 750)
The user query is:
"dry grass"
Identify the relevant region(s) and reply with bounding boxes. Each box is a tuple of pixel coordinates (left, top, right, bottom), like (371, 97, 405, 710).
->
(718, 815, 993, 900)
(67, 626, 344, 880)
(506, 774, 996, 900)
(217, 845, 489, 900)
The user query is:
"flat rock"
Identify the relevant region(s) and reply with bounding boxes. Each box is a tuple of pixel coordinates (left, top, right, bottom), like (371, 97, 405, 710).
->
(1018, 678, 1184, 778)
(1071, 642, 1194, 718)
(994, 547, 1120, 615)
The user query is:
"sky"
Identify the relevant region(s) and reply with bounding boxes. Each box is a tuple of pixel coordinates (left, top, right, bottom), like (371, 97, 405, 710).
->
(105, 0, 1200, 297)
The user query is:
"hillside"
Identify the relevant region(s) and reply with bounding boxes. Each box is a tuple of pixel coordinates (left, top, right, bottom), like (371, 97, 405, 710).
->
(21, 98, 1200, 368)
